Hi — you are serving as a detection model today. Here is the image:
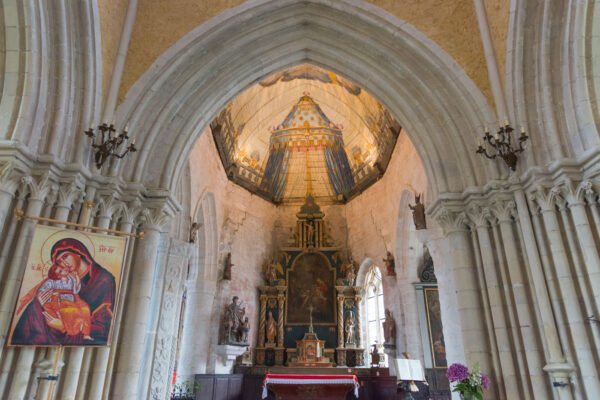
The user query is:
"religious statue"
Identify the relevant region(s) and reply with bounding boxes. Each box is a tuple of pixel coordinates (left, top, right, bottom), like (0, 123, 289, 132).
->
(189, 222, 200, 243)
(266, 311, 277, 345)
(241, 317, 250, 343)
(371, 344, 382, 367)
(346, 262, 356, 286)
(223, 253, 233, 281)
(264, 259, 279, 286)
(383, 308, 396, 347)
(305, 220, 315, 247)
(222, 296, 247, 344)
(383, 251, 396, 276)
(409, 193, 427, 230)
(342, 255, 358, 286)
(345, 311, 356, 346)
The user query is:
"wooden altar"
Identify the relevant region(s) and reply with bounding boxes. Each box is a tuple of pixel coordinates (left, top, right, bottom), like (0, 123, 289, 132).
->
(254, 195, 365, 368)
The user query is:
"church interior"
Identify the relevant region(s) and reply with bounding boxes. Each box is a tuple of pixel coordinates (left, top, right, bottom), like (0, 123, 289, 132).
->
(0, 1, 599, 399)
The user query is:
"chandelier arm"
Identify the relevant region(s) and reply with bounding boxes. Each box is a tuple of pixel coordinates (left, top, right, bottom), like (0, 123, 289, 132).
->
(114, 148, 132, 159)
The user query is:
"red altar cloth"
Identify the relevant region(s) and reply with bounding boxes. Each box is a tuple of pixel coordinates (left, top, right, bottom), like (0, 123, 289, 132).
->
(262, 374, 360, 399)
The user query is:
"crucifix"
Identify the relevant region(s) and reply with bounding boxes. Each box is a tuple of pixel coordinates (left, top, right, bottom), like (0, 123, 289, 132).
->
(308, 304, 314, 333)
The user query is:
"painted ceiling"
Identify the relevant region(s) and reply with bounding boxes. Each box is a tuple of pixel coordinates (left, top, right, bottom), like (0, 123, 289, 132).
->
(211, 64, 401, 205)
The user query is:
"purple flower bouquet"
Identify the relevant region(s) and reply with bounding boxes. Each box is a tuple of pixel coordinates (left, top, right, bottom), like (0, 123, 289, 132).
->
(446, 363, 490, 400)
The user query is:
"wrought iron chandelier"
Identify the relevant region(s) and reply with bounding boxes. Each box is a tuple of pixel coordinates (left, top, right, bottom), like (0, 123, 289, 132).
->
(476, 121, 528, 171)
(85, 121, 136, 169)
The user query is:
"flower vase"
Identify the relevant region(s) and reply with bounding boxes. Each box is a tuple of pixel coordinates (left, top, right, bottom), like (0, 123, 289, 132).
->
(460, 394, 474, 400)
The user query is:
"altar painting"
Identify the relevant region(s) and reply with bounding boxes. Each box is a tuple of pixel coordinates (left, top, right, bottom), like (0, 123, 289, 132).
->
(424, 288, 447, 368)
(286, 252, 336, 325)
(8, 225, 127, 347)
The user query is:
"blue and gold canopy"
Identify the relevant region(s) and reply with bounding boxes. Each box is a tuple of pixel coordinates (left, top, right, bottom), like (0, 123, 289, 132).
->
(260, 94, 355, 202)
(210, 64, 401, 205)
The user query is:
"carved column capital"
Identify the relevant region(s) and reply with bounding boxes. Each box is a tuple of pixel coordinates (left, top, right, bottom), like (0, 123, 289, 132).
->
(0, 160, 23, 196)
(582, 180, 598, 205)
(529, 185, 560, 213)
(140, 206, 172, 231)
(435, 207, 470, 234)
(21, 172, 53, 202)
(56, 181, 85, 210)
(466, 203, 490, 228)
(491, 199, 517, 223)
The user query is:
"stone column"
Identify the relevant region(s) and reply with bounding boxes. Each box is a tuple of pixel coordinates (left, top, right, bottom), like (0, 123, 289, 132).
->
(535, 191, 599, 397)
(36, 184, 82, 400)
(59, 194, 95, 400)
(468, 207, 518, 399)
(0, 194, 25, 289)
(417, 213, 495, 399)
(564, 187, 600, 314)
(258, 294, 267, 347)
(513, 188, 574, 399)
(87, 200, 125, 400)
(0, 186, 16, 234)
(112, 216, 164, 399)
(495, 201, 549, 398)
(176, 283, 217, 380)
(337, 294, 344, 348)
(0, 161, 18, 232)
(4, 176, 49, 399)
(277, 294, 284, 347)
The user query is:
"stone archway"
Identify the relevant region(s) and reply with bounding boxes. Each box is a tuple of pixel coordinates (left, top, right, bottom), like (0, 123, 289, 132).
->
(115, 0, 499, 201)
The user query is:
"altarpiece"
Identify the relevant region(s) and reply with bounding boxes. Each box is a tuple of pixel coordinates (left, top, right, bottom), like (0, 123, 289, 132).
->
(254, 195, 365, 367)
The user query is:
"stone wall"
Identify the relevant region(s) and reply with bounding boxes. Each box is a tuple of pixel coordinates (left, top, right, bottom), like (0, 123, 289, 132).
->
(187, 129, 279, 374)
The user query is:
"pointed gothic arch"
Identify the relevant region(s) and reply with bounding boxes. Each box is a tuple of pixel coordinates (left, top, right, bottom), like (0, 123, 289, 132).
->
(115, 0, 499, 201)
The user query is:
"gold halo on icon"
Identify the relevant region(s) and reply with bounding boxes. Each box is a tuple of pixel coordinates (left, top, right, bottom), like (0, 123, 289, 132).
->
(39, 229, 96, 276)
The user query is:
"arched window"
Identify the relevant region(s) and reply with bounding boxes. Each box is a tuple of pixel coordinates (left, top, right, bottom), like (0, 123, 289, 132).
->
(365, 265, 387, 366)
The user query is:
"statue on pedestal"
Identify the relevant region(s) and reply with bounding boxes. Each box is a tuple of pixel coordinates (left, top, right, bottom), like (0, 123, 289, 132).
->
(383, 308, 396, 347)
(383, 251, 396, 276)
(305, 220, 315, 247)
(409, 193, 427, 230)
(345, 311, 356, 346)
(266, 311, 277, 345)
(371, 344, 382, 367)
(263, 259, 283, 286)
(341, 255, 358, 286)
(222, 296, 248, 345)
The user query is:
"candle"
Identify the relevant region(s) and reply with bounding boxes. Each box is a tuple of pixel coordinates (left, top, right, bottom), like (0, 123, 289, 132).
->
(131, 138, 136, 145)
(111, 119, 115, 125)
(484, 126, 489, 133)
(115, 131, 119, 138)
(495, 133, 500, 140)
(504, 119, 509, 126)
(124, 125, 129, 132)
(90, 124, 94, 130)
(521, 126, 525, 133)
(104, 120, 108, 125)
(478, 140, 482, 147)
